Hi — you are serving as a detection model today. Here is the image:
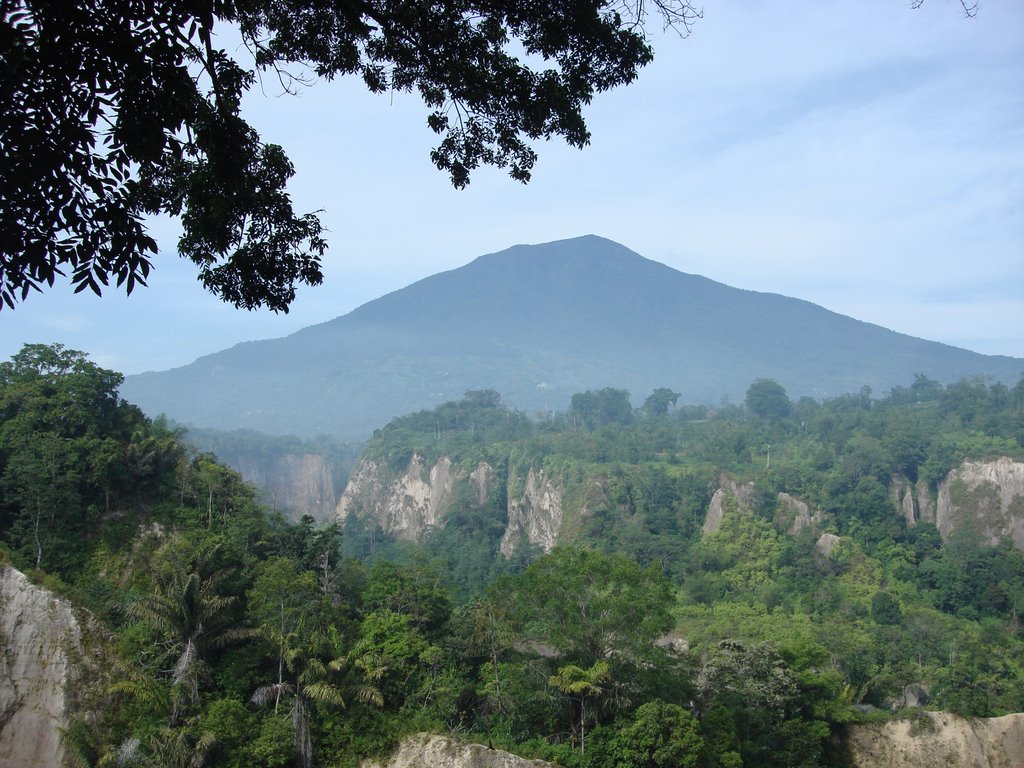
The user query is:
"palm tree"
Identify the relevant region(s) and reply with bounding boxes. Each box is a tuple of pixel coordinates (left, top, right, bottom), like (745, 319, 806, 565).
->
(250, 623, 392, 768)
(252, 633, 346, 768)
(549, 661, 610, 756)
(127, 537, 253, 725)
(97, 728, 217, 768)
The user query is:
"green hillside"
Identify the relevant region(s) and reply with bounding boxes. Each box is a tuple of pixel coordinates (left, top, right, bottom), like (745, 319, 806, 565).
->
(3, 344, 1024, 768)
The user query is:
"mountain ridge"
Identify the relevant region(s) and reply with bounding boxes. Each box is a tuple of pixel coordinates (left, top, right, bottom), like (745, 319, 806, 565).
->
(120, 235, 1023, 437)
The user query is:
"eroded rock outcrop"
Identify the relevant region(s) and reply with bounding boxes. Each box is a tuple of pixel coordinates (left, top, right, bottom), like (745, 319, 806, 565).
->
(362, 733, 559, 768)
(775, 492, 828, 535)
(470, 461, 497, 506)
(846, 711, 1024, 768)
(0, 566, 82, 768)
(339, 453, 567, 556)
(500, 468, 565, 556)
(815, 532, 842, 561)
(337, 454, 457, 540)
(936, 458, 1024, 548)
(892, 458, 1024, 549)
(890, 475, 937, 528)
(702, 476, 756, 536)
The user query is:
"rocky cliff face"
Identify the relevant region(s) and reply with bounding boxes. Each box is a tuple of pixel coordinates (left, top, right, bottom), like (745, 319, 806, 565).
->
(337, 454, 457, 540)
(891, 458, 1024, 548)
(500, 468, 564, 557)
(846, 711, 1024, 768)
(0, 566, 83, 768)
(362, 733, 559, 768)
(775, 492, 828, 535)
(936, 458, 1024, 548)
(701, 476, 757, 536)
(337, 455, 567, 556)
(236, 452, 337, 523)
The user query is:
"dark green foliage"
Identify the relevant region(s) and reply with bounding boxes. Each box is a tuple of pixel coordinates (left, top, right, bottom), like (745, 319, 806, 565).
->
(642, 389, 682, 419)
(570, 388, 635, 429)
(5, 345, 1024, 768)
(1, 0, 325, 310)
(2, 2, 698, 308)
(495, 547, 675, 670)
(363, 559, 452, 635)
(364, 390, 533, 468)
(0, 344, 152, 573)
(746, 378, 791, 420)
(607, 699, 703, 768)
(871, 592, 903, 625)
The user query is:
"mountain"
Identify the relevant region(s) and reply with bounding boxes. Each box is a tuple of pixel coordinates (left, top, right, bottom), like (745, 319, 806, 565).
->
(120, 235, 1023, 438)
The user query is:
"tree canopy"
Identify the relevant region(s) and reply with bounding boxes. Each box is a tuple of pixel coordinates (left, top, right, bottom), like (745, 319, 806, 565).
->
(0, 0, 699, 310)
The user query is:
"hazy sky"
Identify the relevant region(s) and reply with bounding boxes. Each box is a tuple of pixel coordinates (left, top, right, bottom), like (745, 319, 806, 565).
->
(3, 1, 1022, 376)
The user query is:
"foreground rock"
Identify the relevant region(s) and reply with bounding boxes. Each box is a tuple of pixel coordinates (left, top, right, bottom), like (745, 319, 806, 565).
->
(0, 566, 83, 768)
(362, 734, 559, 768)
(846, 711, 1024, 768)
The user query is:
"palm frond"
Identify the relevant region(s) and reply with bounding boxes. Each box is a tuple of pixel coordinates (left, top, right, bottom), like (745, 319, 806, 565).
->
(209, 625, 259, 648)
(303, 681, 345, 707)
(355, 684, 385, 707)
(189, 731, 218, 768)
(172, 638, 198, 686)
(252, 682, 293, 706)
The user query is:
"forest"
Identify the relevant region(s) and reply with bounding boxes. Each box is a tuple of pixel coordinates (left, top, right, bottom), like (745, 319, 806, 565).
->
(1, 343, 1023, 768)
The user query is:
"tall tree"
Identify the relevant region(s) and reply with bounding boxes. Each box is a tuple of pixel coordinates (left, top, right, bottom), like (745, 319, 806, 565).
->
(1, 0, 699, 309)
(548, 660, 609, 756)
(0, 344, 145, 573)
(745, 378, 791, 421)
(128, 535, 252, 725)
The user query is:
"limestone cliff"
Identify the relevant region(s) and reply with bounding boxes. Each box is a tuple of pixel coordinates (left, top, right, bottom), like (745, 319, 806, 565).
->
(775, 492, 828, 535)
(890, 475, 937, 527)
(846, 711, 1024, 768)
(500, 468, 565, 556)
(891, 458, 1024, 549)
(701, 476, 756, 536)
(362, 733, 559, 768)
(0, 566, 85, 768)
(337, 454, 568, 556)
(236, 452, 337, 522)
(936, 458, 1024, 548)
(337, 454, 457, 540)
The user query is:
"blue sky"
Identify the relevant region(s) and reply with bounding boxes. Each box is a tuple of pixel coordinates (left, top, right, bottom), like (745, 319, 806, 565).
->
(3, 1, 1022, 376)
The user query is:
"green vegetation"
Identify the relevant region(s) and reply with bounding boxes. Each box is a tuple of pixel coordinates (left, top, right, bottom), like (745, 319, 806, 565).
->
(2, 346, 1024, 767)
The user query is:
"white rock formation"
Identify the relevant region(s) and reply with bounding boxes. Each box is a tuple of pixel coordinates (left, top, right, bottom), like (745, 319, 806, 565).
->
(702, 476, 756, 536)
(814, 533, 841, 560)
(776, 492, 827, 535)
(891, 459, 1024, 549)
(500, 469, 564, 556)
(470, 461, 496, 505)
(890, 476, 918, 527)
(935, 458, 1024, 548)
(337, 454, 456, 540)
(362, 733, 559, 768)
(0, 566, 82, 768)
(846, 711, 1024, 768)
(339, 454, 565, 555)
